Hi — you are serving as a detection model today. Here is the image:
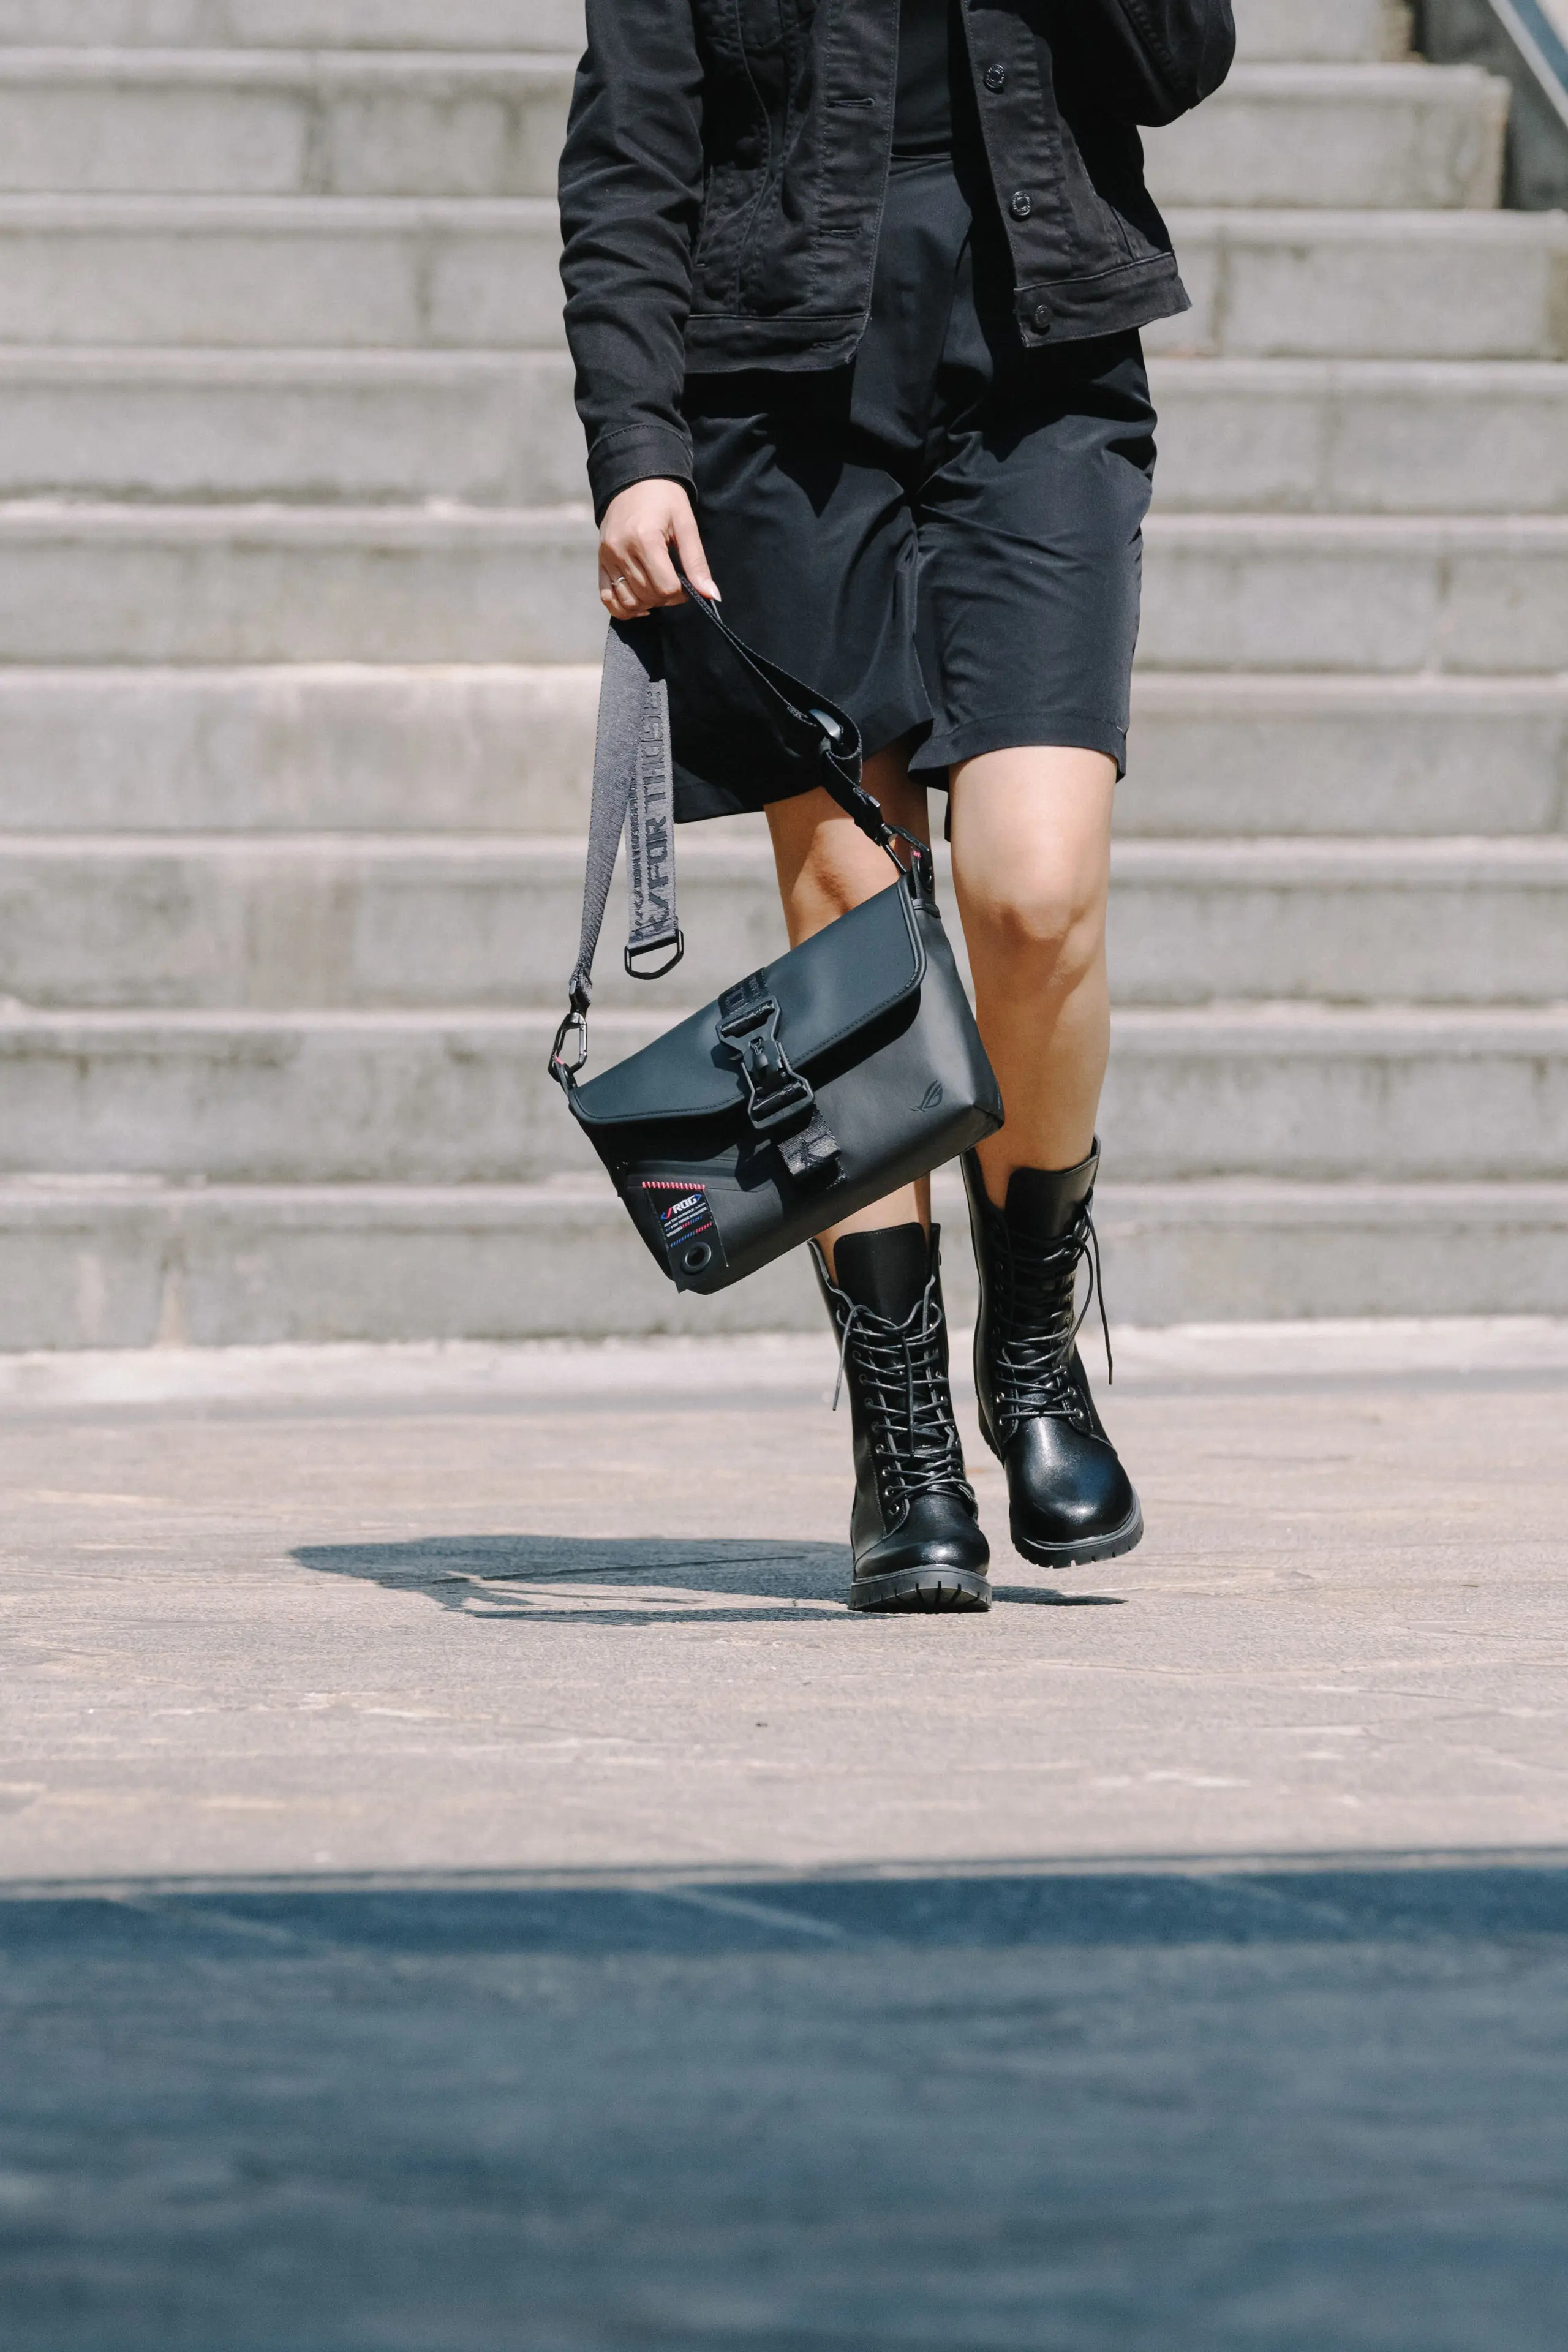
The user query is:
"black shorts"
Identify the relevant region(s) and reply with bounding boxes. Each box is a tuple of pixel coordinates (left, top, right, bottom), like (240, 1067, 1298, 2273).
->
(684, 152, 1158, 790)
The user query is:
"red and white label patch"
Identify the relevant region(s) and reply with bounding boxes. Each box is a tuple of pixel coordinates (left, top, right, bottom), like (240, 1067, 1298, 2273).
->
(643, 1182, 715, 1251)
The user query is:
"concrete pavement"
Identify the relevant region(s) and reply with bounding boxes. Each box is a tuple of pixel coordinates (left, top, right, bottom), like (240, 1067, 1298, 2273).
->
(3, 1321, 1568, 1880)
(2, 1321, 1567, 2346)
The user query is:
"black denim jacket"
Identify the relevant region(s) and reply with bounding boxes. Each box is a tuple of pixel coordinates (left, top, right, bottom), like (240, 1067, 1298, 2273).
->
(559, 0, 1235, 518)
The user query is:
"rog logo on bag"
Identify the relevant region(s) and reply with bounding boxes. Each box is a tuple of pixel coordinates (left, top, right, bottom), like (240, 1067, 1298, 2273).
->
(915, 1082, 944, 1112)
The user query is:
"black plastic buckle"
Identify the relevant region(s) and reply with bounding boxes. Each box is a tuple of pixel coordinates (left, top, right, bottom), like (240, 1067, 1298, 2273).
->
(717, 996, 815, 1134)
(624, 927, 685, 982)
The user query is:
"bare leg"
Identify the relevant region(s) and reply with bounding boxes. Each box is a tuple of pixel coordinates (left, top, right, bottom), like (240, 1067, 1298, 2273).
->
(766, 745, 932, 1273)
(944, 743, 1142, 1565)
(947, 745, 1117, 1202)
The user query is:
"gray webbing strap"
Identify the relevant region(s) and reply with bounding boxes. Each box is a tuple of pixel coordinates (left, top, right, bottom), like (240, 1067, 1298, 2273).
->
(565, 620, 681, 1018)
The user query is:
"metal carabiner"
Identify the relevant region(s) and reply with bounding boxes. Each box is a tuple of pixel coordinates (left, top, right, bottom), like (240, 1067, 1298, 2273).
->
(548, 1008, 589, 1085)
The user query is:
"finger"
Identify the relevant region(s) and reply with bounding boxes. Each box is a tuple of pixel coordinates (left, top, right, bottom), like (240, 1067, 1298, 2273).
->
(598, 550, 652, 620)
(670, 509, 720, 602)
(598, 560, 648, 617)
(633, 529, 685, 606)
(601, 578, 651, 621)
(604, 537, 677, 613)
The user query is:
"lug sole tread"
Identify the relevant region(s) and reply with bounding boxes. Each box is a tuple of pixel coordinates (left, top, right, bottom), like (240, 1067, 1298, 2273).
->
(848, 1567, 993, 1615)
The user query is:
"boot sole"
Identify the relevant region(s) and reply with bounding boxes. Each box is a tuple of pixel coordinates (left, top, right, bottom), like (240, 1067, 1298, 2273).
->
(850, 1567, 993, 1614)
(1009, 1499, 1144, 1570)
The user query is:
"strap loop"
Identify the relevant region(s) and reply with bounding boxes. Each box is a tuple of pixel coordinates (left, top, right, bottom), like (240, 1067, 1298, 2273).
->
(624, 929, 685, 982)
(776, 1109, 842, 1189)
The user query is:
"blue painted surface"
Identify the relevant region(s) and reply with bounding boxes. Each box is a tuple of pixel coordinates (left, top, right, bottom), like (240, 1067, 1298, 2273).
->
(3, 1863, 1567, 2350)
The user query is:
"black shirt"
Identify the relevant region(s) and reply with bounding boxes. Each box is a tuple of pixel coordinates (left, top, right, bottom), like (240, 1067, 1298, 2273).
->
(892, 0, 956, 157)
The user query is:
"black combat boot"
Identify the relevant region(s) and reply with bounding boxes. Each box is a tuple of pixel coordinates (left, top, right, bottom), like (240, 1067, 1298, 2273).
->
(811, 1222, 992, 1613)
(962, 1145, 1143, 1568)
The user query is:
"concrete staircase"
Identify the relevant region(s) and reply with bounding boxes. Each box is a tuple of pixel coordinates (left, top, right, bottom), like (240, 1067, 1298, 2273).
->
(1, 0, 1565, 1346)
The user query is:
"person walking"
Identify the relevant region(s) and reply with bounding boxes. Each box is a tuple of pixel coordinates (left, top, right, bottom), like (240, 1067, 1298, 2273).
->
(559, 0, 1235, 1613)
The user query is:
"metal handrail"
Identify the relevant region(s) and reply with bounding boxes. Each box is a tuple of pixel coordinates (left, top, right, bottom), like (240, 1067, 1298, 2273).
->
(1419, 0, 1568, 203)
(1489, 0, 1568, 128)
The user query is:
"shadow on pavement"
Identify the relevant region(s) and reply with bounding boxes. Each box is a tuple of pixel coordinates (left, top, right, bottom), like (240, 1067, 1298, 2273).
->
(292, 1532, 854, 1621)
(4, 1860, 1568, 2349)
(292, 1534, 1126, 1618)
(992, 1585, 1126, 1606)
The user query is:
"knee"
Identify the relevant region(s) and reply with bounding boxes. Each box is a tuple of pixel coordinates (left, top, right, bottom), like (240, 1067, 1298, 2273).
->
(965, 856, 1106, 991)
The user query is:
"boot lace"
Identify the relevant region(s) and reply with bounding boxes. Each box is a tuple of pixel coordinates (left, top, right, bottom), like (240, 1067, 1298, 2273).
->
(990, 1204, 1114, 1439)
(831, 1280, 976, 1526)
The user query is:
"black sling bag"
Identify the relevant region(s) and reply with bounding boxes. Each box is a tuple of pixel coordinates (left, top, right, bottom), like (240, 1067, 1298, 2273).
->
(548, 590, 1003, 1295)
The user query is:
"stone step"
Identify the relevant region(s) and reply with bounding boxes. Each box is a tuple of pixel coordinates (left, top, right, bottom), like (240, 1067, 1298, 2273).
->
(6, 352, 1566, 516)
(0, 831, 791, 1012)
(0, 2, 583, 46)
(0, 55, 1496, 211)
(4, 1173, 1566, 1349)
(0, 195, 559, 349)
(0, 198, 1564, 358)
(1108, 839, 1568, 1003)
(1153, 360, 1568, 513)
(0, 49, 572, 197)
(1, 1004, 1562, 1183)
(1122, 676, 1568, 839)
(0, 348, 580, 504)
(1235, 0, 1411, 63)
(0, 0, 1382, 63)
(0, 665, 601, 832)
(4, 834, 1565, 1012)
(0, 502, 601, 662)
(1145, 64, 1507, 210)
(0, 0, 1410, 68)
(1, 503, 1560, 670)
(1152, 207, 1568, 359)
(1, 667, 1562, 842)
(1140, 513, 1568, 674)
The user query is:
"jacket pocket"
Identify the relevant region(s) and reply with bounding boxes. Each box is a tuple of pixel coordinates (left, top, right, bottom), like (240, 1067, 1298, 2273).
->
(1066, 108, 1169, 273)
(692, 163, 757, 311)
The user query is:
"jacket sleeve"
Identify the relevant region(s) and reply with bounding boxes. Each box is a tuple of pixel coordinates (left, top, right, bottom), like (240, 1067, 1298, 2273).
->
(1078, 0, 1237, 126)
(557, 0, 705, 521)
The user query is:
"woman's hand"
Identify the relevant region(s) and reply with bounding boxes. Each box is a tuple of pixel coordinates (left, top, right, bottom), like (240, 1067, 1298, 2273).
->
(598, 480, 720, 621)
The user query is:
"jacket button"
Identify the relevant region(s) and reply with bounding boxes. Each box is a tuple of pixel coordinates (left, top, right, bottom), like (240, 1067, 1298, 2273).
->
(1009, 189, 1032, 220)
(984, 64, 1006, 92)
(1032, 304, 1052, 332)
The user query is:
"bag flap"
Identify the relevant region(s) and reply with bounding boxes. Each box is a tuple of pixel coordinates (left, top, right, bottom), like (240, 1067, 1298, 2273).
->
(571, 878, 925, 1129)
